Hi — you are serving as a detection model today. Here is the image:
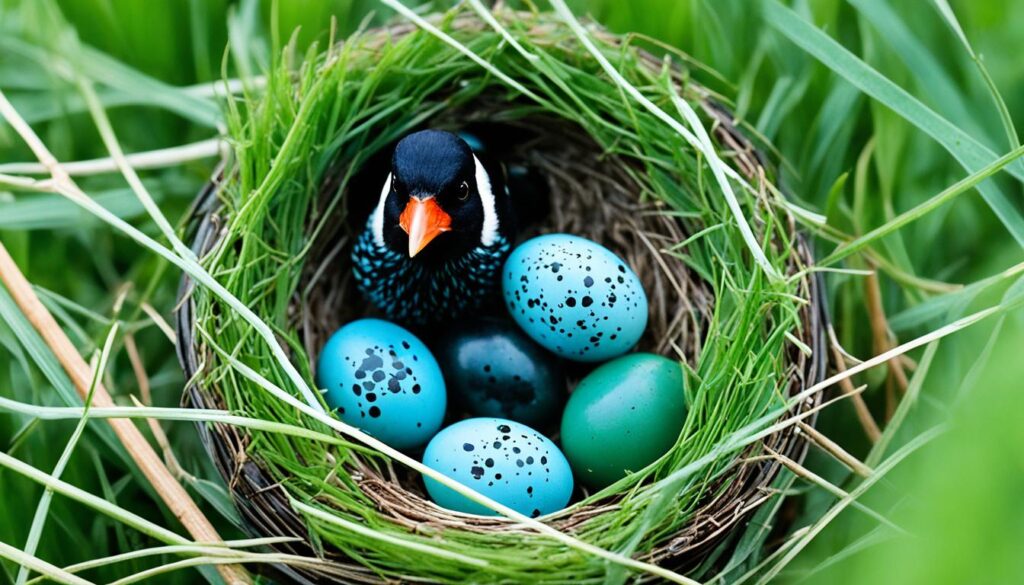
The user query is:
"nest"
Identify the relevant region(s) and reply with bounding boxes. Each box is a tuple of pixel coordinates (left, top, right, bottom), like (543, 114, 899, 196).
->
(176, 8, 827, 584)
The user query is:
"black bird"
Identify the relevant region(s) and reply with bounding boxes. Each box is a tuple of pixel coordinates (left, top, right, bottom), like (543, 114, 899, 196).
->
(351, 129, 516, 326)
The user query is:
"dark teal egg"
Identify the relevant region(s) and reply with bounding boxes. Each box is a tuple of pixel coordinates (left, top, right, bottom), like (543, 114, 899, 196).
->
(434, 319, 565, 428)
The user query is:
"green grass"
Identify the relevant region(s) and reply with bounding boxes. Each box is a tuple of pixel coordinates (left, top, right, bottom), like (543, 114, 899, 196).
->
(0, 0, 1021, 583)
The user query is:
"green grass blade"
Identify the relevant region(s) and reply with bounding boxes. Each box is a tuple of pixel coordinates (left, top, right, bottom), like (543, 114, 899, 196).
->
(888, 262, 1024, 331)
(16, 314, 120, 585)
(0, 186, 166, 230)
(0, 541, 93, 585)
(822, 144, 1024, 266)
(762, 0, 1024, 248)
(930, 0, 1020, 150)
(848, 0, 981, 139)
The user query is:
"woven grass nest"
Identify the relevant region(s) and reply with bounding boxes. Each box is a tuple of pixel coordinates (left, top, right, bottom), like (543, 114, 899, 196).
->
(175, 7, 827, 584)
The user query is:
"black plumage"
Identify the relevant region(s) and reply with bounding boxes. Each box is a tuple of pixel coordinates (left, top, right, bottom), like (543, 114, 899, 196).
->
(352, 129, 516, 326)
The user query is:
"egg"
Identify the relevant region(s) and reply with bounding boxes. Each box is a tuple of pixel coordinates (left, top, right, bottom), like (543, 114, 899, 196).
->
(503, 234, 648, 362)
(434, 319, 565, 428)
(422, 418, 573, 517)
(560, 353, 686, 489)
(316, 318, 446, 450)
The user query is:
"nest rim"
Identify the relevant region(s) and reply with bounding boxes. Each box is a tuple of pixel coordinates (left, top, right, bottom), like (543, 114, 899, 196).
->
(175, 10, 828, 584)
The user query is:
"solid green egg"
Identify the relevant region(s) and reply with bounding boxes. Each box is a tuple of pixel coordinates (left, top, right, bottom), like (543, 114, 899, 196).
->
(560, 353, 686, 489)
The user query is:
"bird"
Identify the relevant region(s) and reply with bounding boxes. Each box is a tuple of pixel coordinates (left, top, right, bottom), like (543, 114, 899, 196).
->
(351, 129, 516, 327)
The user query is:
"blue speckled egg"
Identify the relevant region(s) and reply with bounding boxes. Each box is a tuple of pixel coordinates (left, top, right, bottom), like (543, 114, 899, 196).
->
(422, 418, 573, 517)
(503, 234, 648, 362)
(316, 319, 446, 450)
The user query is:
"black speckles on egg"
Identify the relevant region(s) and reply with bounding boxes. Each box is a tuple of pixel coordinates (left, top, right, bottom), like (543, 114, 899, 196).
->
(318, 319, 447, 451)
(340, 342, 430, 421)
(502, 234, 650, 362)
(421, 418, 573, 516)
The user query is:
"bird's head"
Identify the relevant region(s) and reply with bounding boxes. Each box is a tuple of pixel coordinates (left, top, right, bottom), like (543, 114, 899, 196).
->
(372, 129, 499, 262)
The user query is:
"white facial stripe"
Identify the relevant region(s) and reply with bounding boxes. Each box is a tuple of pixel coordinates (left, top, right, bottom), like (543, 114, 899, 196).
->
(474, 155, 499, 246)
(372, 173, 391, 247)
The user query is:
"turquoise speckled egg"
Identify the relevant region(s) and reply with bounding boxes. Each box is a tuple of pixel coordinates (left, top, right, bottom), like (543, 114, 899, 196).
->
(503, 234, 648, 362)
(422, 418, 573, 517)
(316, 318, 446, 450)
(434, 319, 565, 428)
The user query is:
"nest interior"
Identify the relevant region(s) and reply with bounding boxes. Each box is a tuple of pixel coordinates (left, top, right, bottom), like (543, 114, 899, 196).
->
(177, 9, 826, 584)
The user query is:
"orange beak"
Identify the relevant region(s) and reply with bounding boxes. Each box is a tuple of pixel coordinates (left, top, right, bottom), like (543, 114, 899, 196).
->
(399, 196, 452, 257)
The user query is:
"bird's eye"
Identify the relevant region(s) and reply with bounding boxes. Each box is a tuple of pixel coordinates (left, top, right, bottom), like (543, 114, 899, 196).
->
(457, 181, 470, 201)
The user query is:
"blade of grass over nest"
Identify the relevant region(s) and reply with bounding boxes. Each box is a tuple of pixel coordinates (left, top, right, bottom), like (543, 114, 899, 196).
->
(762, 0, 1024, 248)
(766, 447, 905, 534)
(550, 0, 781, 281)
(291, 500, 489, 569)
(16, 297, 122, 585)
(931, 0, 1020, 150)
(378, 0, 545, 105)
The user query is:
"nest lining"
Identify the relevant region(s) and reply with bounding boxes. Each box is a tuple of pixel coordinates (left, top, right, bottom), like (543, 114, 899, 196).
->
(177, 8, 826, 584)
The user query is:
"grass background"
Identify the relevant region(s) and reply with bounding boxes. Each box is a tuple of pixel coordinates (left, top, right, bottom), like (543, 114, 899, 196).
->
(0, 0, 1021, 583)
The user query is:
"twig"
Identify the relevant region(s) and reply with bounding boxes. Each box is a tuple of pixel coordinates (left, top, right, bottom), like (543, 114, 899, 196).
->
(764, 446, 905, 534)
(140, 302, 177, 344)
(863, 270, 909, 421)
(0, 243, 251, 585)
(124, 335, 189, 480)
(826, 326, 882, 442)
(796, 421, 873, 477)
